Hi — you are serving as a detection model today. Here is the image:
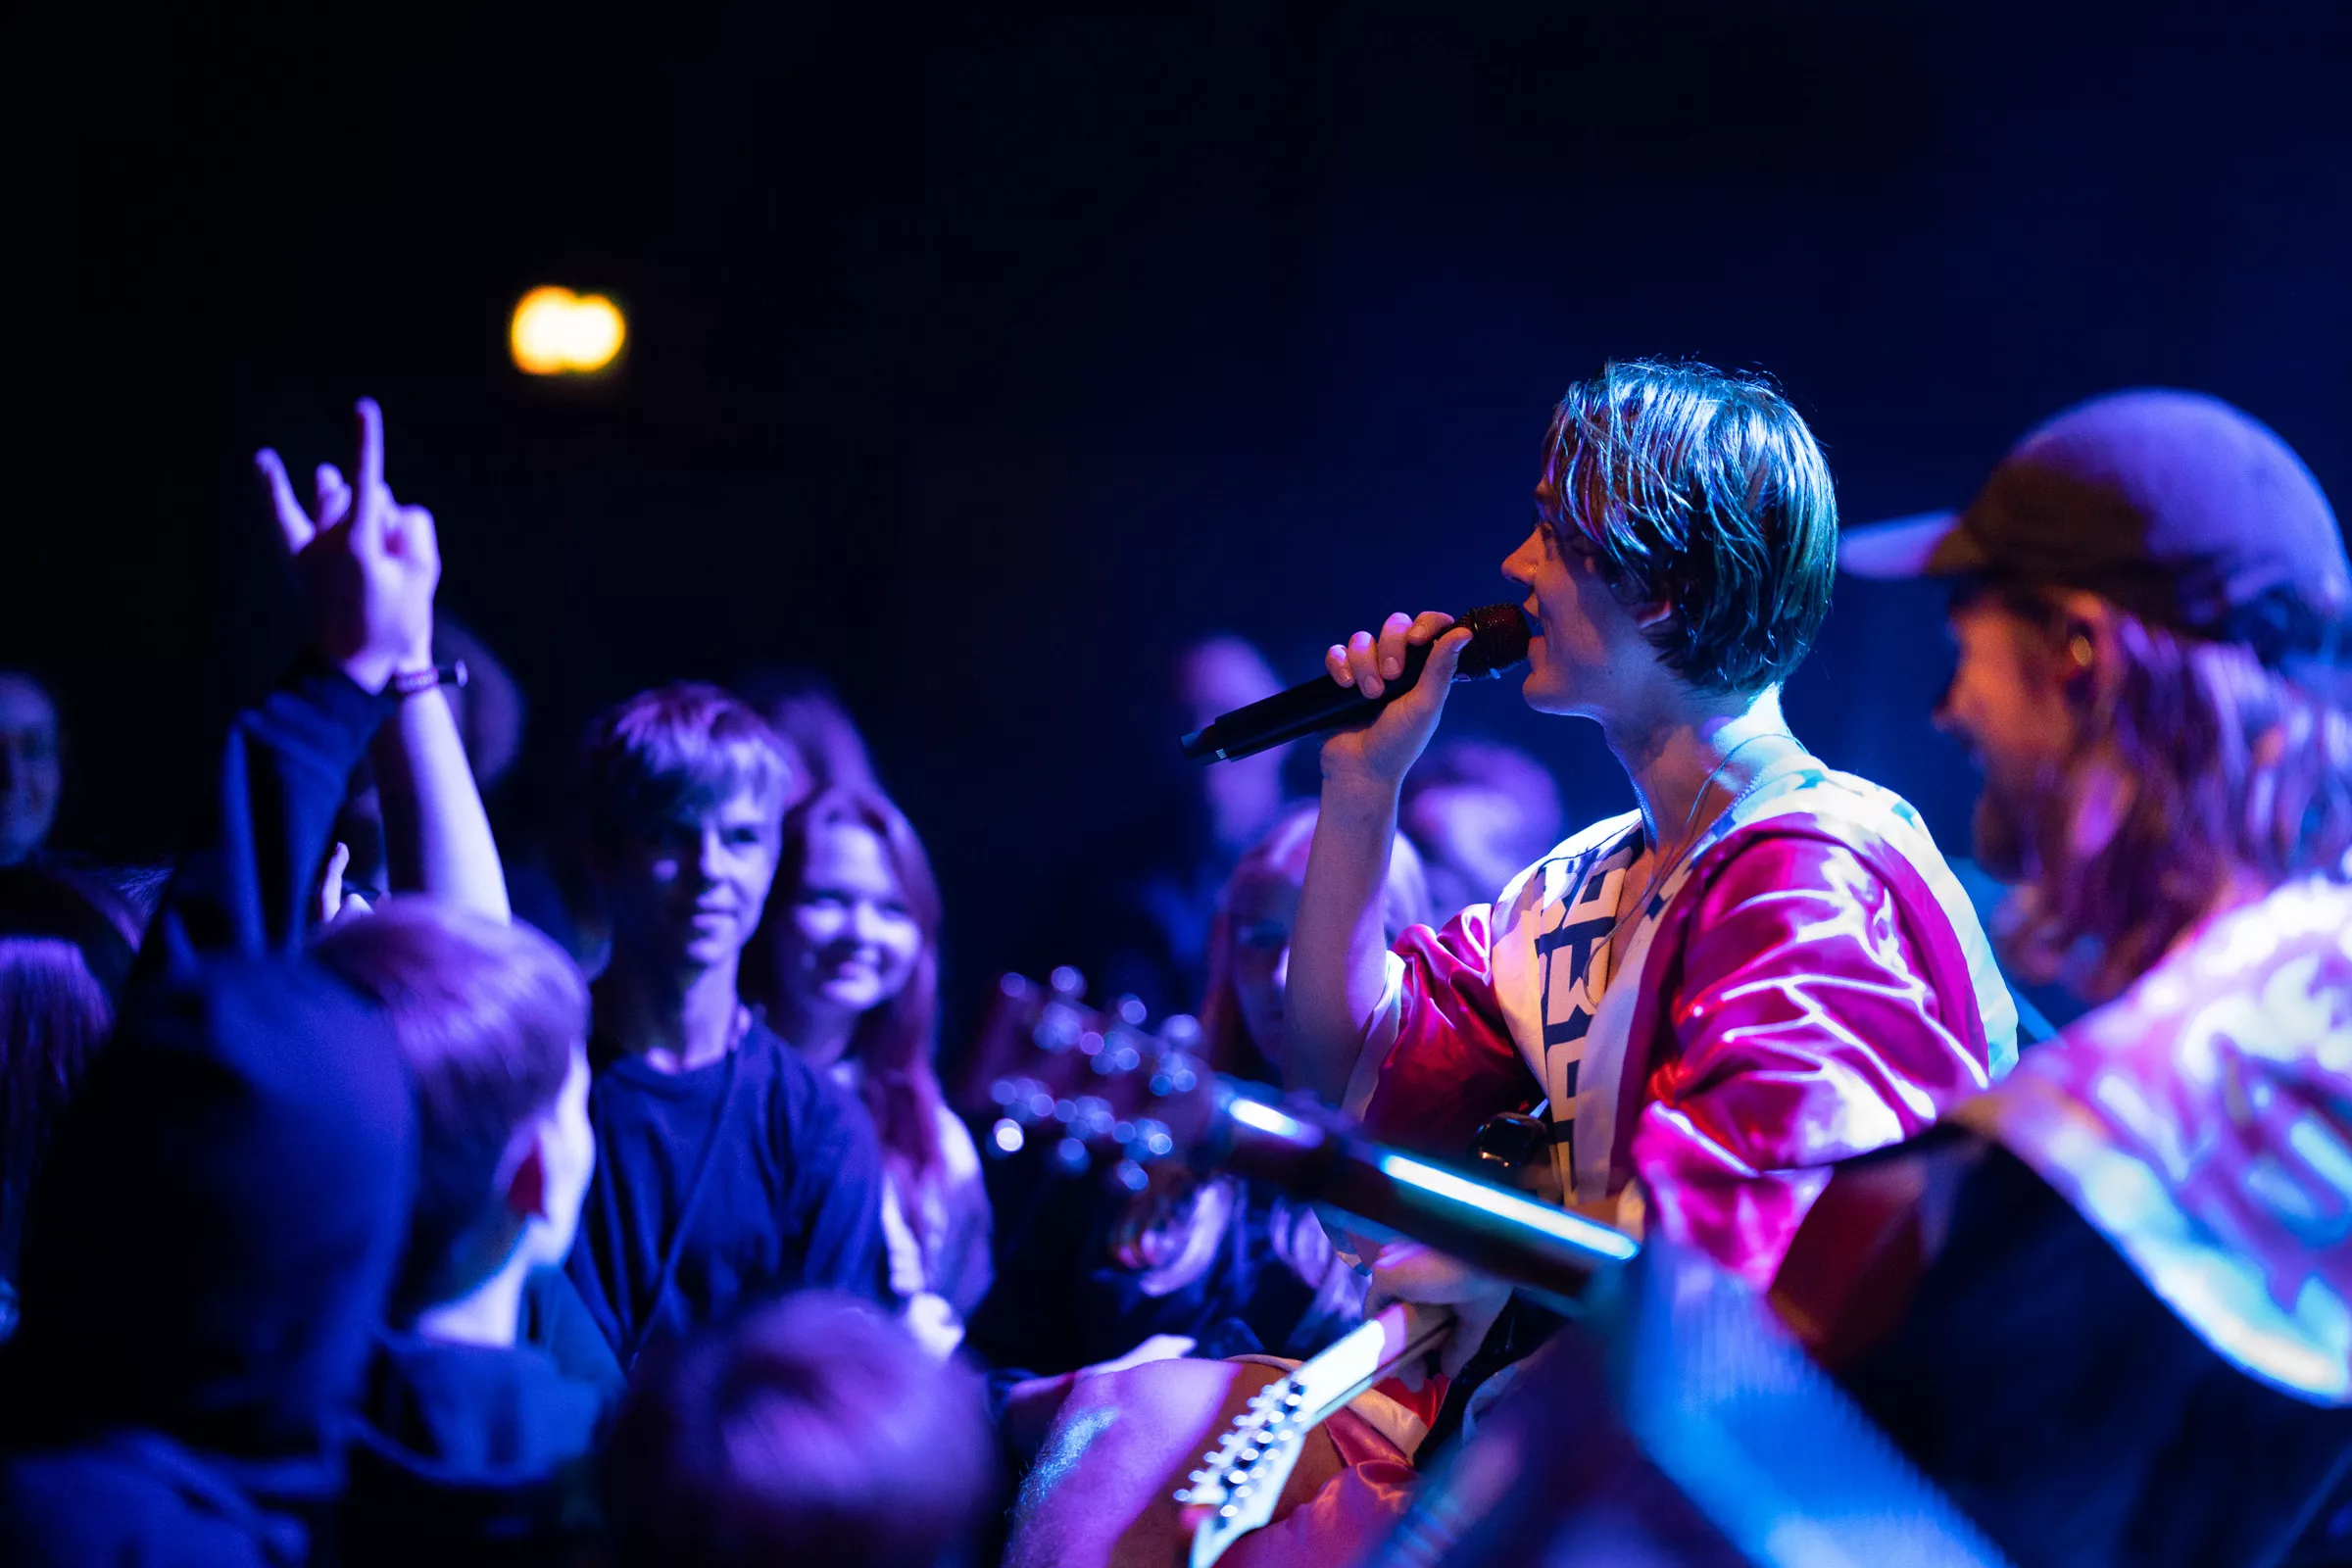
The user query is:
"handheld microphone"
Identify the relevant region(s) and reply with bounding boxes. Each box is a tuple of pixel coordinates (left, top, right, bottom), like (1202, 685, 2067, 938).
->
(1180, 604, 1534, 764)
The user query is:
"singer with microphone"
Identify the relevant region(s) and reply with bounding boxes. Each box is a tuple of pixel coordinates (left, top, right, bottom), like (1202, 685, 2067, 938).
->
(1005, 360, 2020, 1568)
(1297, 357, 2016, 1361)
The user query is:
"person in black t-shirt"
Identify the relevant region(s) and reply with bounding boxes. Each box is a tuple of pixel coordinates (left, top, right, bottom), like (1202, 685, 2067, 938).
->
(564, 685, 887, 1370)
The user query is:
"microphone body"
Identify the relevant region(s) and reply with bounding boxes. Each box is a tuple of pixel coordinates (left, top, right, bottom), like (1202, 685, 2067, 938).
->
(1180, 604, 1534, 764)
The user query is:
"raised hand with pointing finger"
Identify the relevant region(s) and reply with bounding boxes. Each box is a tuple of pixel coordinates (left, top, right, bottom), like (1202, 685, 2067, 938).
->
(255, 399, 509, 921)
(256, 397, 439, 695)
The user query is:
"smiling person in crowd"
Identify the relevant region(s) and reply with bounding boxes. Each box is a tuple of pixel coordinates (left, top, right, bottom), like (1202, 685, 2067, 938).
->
(565, 686, 889, 1371)
(743, 786, 991, 1358)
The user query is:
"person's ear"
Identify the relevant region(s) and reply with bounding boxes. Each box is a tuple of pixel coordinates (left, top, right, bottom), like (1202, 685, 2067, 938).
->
(1618, 577, 1678, 634)
(505, 1137, 551, 1225)
(2050, 591, 2120, 706)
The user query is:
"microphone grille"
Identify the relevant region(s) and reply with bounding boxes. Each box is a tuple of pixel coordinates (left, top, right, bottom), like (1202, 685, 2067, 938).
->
(1454, 604, 1534, 679)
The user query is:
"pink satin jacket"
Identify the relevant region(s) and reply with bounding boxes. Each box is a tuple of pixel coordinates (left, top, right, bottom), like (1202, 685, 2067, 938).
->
(1954, 876, 2352, 1405)
(1360, 814, 2006, 1289)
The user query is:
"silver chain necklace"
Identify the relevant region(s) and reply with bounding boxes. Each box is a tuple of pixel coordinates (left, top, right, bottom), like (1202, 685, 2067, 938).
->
(1604, 730, 1802, 944)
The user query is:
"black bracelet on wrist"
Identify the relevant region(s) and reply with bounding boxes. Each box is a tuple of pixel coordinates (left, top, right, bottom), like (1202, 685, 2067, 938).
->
(388, 660, 469, 699)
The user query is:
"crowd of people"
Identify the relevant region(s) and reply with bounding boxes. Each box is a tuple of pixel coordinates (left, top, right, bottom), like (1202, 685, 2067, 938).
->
(1, 362, 2347, 1568)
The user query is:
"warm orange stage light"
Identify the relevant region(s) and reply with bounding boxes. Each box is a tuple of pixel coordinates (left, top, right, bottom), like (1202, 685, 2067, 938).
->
(510, 286, 625, 374)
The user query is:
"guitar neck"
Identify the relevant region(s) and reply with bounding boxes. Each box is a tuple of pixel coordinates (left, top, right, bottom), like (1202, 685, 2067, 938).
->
(1284, 1301, 1452, 1430)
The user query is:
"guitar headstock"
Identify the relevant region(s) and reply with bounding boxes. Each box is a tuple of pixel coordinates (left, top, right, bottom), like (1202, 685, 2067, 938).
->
(1173, 1303, 1452, 1567)
(1175, 1368, 1313, 1563)
(961, 967, 1211, 1192)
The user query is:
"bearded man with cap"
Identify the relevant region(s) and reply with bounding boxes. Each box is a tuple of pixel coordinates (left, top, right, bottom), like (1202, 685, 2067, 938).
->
(1778, 389, 2352, 1568)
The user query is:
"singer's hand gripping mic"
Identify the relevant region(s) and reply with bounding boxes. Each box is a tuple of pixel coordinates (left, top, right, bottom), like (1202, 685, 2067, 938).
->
(1180, 605, 1534, 764)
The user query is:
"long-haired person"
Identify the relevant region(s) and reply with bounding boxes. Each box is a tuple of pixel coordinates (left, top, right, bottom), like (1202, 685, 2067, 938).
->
(744, 786, 989, 1356)
(1787, 389, 2352, 1568)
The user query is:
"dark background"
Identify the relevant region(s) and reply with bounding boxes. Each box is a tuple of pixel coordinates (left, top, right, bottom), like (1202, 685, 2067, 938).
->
(28, 0, 2352, 1028)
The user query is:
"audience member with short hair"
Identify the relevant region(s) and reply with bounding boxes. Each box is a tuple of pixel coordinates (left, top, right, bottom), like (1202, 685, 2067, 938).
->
(744, 786, 990, 1357)
(566, 684, 889, 1370)
(314, 902, 609, 1564)
(604, 1291, 996, 1568)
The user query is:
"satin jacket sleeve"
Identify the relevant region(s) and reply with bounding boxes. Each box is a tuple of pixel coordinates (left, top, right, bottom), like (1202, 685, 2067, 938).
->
(1351, 829, 1993, 1290)
(1353, 906, 1539, 1161)
(1628, 829, 1995, 1288)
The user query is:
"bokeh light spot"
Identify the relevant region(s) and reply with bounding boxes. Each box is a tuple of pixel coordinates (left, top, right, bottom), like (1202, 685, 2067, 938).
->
(510, 286, 625, 375)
